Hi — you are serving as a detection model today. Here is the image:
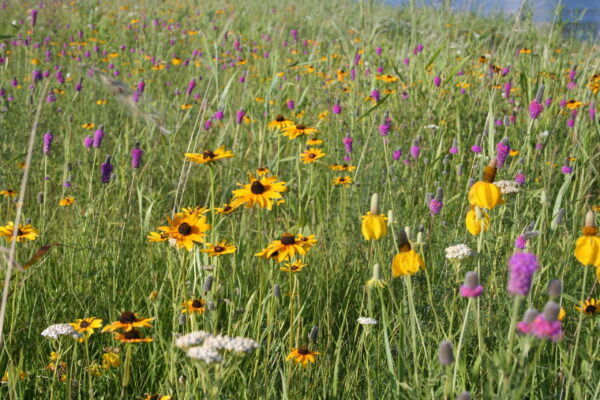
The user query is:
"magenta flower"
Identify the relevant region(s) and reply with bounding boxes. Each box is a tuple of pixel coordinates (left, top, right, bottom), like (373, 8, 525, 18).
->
(433, 76, 441, 87)
(343, 135, 353, 153)
(514, 235, 527, 249)
(410, 140, 420, 160)
(83, 136, 93, 148)
(287, 100, 295, 110)
(131, 142, 143, 169)
(529, 100, 543, 119)
(495, 138, 510, 167)
(393, 149, 402, 161)
(236, 109, 245, 124)
(214, 109, 224, 120)
(332, 101, 341, 114)
(531, 302, 561, 341)
(460, 271, 484, 298)
(100, 155, 113, 184)
(43, 131, 53, 155)
(507, 252, 540, 296)
(449, 138, 458, 154)
(561, 158, 572, 174)
(186, 79, 196, 95)
(93, 126, 105, 148)
(516, 309, 539, 334)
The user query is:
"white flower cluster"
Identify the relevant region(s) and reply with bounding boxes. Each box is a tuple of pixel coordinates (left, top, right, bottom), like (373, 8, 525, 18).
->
(175, 330, 260, 364)
(494, 180, 520, 195)
(445, 244, 473, 260)
(41, 323, 78, 339)
(357, 317, 378, 325)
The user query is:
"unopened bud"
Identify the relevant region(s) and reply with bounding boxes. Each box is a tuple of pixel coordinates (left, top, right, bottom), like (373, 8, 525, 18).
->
(523, 308, 539, 324)
(37, 192, 44, 204)
(543, 301, 560, 322)
(207, 301, 216, 311)
(435, 187, 443, 202)
(475, 206, 483, 220)
(585, 210, 595, 228)
(464, 271, 479, 289)
(372, 263, 381, 280)
(273, 284, 281, 298)
(534, 84, 545, 103)
(457, 392, 471, 400)
(438, 340, 454, 365)
(467, 178, 476, 189)
(308, 326, 319, 342)
(547, 279, 562, 297)
(416, 231, 423, 245)
(178, 313, 187, 326)
(554, 208, 565, 226)
(370, 193, 379, 214)
(203, 275, 213, 292)
(387, 209, 393, 226)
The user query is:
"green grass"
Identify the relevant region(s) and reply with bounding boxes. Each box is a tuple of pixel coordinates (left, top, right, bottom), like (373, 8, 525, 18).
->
(0, 0, 599, 398)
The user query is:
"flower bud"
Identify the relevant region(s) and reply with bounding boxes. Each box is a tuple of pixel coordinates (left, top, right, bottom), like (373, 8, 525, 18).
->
(438, 340, 454, 365)
(457, 392, 471, 400)
(179, 313, 187, 326)
(585, 210, 595, 228)
(308, 326, 319, 342)
(547, 279, 562, 297)
(464, 271, 479, 288)
(203, 275, 213, 292)
(387, 209, 393, 226)
(370, 193, 379, 214)
(273, 284, 281, 298)
(523, 308, 539, 324)
(37, 191, 44, 204)
(543, 301, 560, 322)
(554, 208, 565, 226)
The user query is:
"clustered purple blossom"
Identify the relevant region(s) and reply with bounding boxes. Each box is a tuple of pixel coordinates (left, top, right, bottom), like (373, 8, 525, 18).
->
(507, 252, 540, 296)
(43, 131, 53, 155)
(529, 100, 543, 119)
(131, 142, 143, 169)
(495, 138, 510, 167)
(517, 303, 561, 341)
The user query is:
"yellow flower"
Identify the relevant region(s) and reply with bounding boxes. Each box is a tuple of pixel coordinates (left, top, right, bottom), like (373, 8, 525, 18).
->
(376, 74, 399, 83)
(281, 259, 307, 273)
(180, 104, 193, 110)
(256, 167, 270, 177)
(184, 146, 233, 164)
(214, 203, 238, 215)
(102, 351, 121, 369)
(574, 211, 600, 267)
(333, 176, 352, 186)
(256, 233, 308, 263)
(0, 222, 39, 242)
(157, 212, 211, 251)
(143, 395, 171, 400)
(70, 317, 103, 336)
(181, 298, 205, 314)
(392, 241, 425, 278)
(468, 161, 502, 209)
(231, 175, 287, 210)
(565, 99, 583, 110)
(201, 240, 237, 256)
(282, 124, 318, 140)
(300, 148, 326, 164)
(286, 347, 319, 366)
(101, 311, 154, 332)
(59, 197, 75, 206)
(465, 207, 490, 235)
(0, 189, 17, 198)
(330, 164, 356, 172)
(267, 115, 294, 130)
(361, 212, 387, 240)
(575, 298, 599, 315)
(147, 232, 169, 242)
(114, 330, 152, 343)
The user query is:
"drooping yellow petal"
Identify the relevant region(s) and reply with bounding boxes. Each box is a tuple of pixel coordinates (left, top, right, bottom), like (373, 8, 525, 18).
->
(468, 182, 501, 209)
(465, 209, 490, 235)
(574, 236, 600, 267)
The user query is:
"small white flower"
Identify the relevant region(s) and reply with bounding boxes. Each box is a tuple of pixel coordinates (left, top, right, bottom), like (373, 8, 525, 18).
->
(357, 317, 378, 325)
(494, 180, 519, 195)
(445, 244, 473, 260)
(186, 346, 223, 364)
(175, 331, 213, 349)
(41, 324, 76, 339)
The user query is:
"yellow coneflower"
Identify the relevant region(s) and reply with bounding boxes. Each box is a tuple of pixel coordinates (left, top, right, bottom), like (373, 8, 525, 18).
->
(0, 222, 39, 242)
(201, 240, 237, 256)
(333, 176, 353, 186)
(286, 347, 319, 366)
(280, 259, 307, 273)
(468, 159, 502, 210)
(70, 318, 103, 336)
(267, 115, 294, 130)
(0, 189, 17, 198)
(282, 123, 318, 140)
(558, 307, 566, 321)
(102, 311, 154, 332)
(256, 233, 307, 263)
(215, 203, 238, 215)
(256, 167, 270, 177)
(392, 235, 426, 278)
(184, 145, 234, 164)
(231, 175, 287, 210)
(147, 232, 169, 242)
(157, 212, 211, 251)
(574, 210, 600, 267)
(575, 298, 599, 315)
(114, 330, 152, 343)
(336, 69, 348, 81)
(465, 206, 490, 235)
(59, 196, 75, 206)
(509, 150, 519, 157)
(565, 99, 583, 110)
(300, 148, 326, 164)
(181, 298, 206, 314)
(361, 211, 387, 241)
(330, 164, 356, 172)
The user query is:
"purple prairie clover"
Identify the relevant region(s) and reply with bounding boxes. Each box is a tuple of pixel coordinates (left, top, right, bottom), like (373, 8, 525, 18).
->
(514, 235, 527, 249)
(290, 29, 298, 42)
(55, 70, 64, 84)
(131, 142, 143, 169)
(343, 135, 353, 153)
(332, 100, 341, 115)
(568, 66, 577, 81)
(507, 252, 540, 296)
(567, 81, 577, 90)
(75, 79, 83, 92)
(32, 70, 42, 83)
(286, 99, 295, 110)
(93, 125, 104, 148)
(567, 110, 577, 128)
(428, 188, 443, 215)
(350, 68, 356, 81)
(376, 65, 383, 74)
(449, 138, 459, 154)
(559, 99, 567, 108)
(132, 90, 140, 104)
(529, 100, 543, 119)
(214, 109, 224, 120)
(460, 271, 484, 298)
(393, 149, 402, 161)
(531, 302, 562, 341)
(31, 9, 38, 27)
(545, 97, 552, 107)
(496, 137, 510, 167)
(46, 93, 56, 103)
(589, 103, 596, 120)
(43, 131, 53, 155)
(501, 65, 511, 76)
(375, 47, 382, 56)
(100, 155, 113, 183)
(370, 89, 380, 102)
(470, 135, 482, 153)
(413, 43, 423, 55)
(83, 136, 93, 148)
(235, 109, 245, 124)
(378, 112, 391, 136)
(204, 119, 212, 131)
(353, 50, 361, 66)
(137, 79, 145, 94)
(561, 158, 572, 174)
(503, 81, 512, 98)
(410, 139, 421, 160)
(516, 309, 539, 334)
(433, 75, 441, 87)
(186, 79, 196, 95)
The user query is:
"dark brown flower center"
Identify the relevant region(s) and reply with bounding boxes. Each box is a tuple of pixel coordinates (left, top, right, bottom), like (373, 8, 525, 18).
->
(585, 305, 596, 314)
(281, 234, 295, 245)
(308, 153, 316, 159)
(223, 206, 232, 212)
(214, 246, 225, 253)
(291, 265, 299, 271)
(178, 222, 193, 236)
(297, 347, 310, 355)
(119, 311, 137, 324)
(192, 299, 204, 308)
(149, 395, 161, 400)
(296, 124, 306, 130)
(80, 321, 90, 328)
(17, 229, 24, 236)
(203, 150, 215, 159)
(250, 180, 266, 194)
(123, 330, 141, 340)
(275, 115, 284, 122)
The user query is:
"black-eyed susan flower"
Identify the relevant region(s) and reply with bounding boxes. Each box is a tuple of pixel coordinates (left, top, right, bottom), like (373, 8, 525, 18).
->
(102, 311, 154, 332)
(201, 240, 236, 256)
(300, 148, 326, 164)
(215, 203, 238, 215)
(231, 175, 287, 210)
(0, 189, 17, 198)
(306, 137, 323, 146)
(256, 167, 270, 177)
(256, 233, 307, 263)
(114, 330, 152, 343)
(267, 115, 294, 130)
(147, 231, 169, 242)
(465, 206, 490, 235)
(330, 164, 356, 171)
(143, 395, 172, 400)
(0, 222, 39, 242)
(281, 259, 306, 273)
(181, 206, 210, 216)
(157, 212, 211, 251)
(296, 234, 317, 251)
(333, 176, 352, 186)
(361, 194, 387, 240)
(286, 347, 319, 366)
(468, 159, 502, 210)
(575, 298, 599, 315)
(391, 230, 426, 278)
(574, 210, 600, 267)
(70, 317, 102, 336)
(565, 99, 582, 110)
(82, 123, 95, 130)
(59, 196, 75, 206)
(376, 74, 399, 83)
(184, 146, 233, 164)
(282, 123, 318, 140)
(182, 298, 206, 314)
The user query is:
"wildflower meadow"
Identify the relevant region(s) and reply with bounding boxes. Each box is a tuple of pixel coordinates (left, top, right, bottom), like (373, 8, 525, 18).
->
(0, 0, 599, 398)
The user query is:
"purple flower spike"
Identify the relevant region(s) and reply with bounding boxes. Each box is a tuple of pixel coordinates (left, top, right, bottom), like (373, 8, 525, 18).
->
(496, 138, 510, 168)
(214, 109, 224, 120)
(529, 100, 543, 119)
(393, 149, 402, 161)
(100, 155, 113, 183)
(83, 136, 93, 148)
(131, 142, 142, 169)
(93, 125, 104, 148)
(287, 99, 295, 110)
(507, 252, 540, 296)
(43, 131, 53, 155)
(332, 102, 341, 114)
(236, 109, 245, 124)
(343, 135, 353, 153)
(433, 75, 441, 87)
(514, 235, 527, 249)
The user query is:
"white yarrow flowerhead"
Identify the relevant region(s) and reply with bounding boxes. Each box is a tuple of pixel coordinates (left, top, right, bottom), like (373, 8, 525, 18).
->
(445, 244, 473, 260)
(175, 331, 213, 349)
(357, 317, 378, 325)
(176, 331, 260, 363)
(41, 323, 77, 339)
(186, 346, 223, 364)
(494, 180, 520, 195)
